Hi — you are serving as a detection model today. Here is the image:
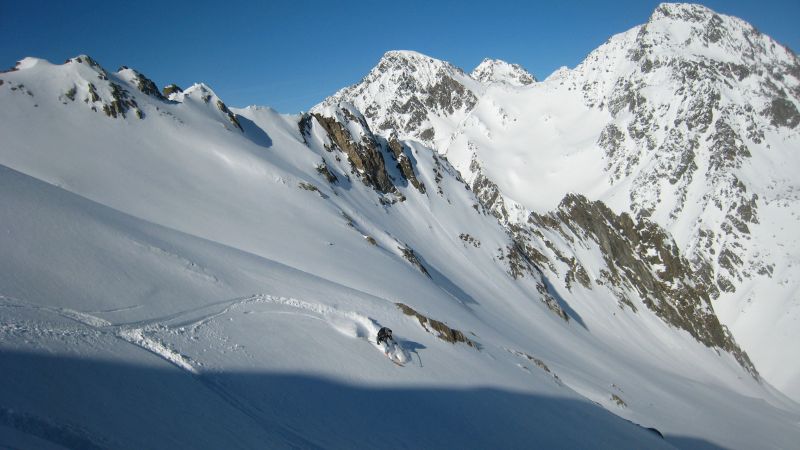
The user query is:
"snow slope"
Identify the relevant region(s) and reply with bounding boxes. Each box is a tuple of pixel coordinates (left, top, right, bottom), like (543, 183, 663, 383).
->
(1, 164, 797, 449)
(1, 10, 800, 449)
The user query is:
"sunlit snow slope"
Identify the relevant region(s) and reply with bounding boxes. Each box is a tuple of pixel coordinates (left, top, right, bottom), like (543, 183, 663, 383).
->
(1, 6, 800, 450)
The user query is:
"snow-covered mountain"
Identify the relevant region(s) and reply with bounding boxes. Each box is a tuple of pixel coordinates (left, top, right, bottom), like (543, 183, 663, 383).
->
(1, 3, 799, 449)
(320, 2, 800, 404)
(315, 50, 485, 151)
(471, 58, 537, 86)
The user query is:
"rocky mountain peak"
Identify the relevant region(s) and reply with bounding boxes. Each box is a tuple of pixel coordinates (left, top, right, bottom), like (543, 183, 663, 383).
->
(66, 54, 105, 71)
(374, 50, 471, 85)
(648, 2, 716, 23)
(315, 50, 483, 150)
(563, 6, 799, 305)
(636, 2, 797, 67)
(471, 58, 536, 86)
(572, 3, 798, 86)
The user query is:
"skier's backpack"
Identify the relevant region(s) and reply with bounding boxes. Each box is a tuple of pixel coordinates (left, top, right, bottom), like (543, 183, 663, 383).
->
(377, 327, 393, 345)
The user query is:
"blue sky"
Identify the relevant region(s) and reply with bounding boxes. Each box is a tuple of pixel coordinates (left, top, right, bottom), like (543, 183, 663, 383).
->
(1, 0, 798, 112)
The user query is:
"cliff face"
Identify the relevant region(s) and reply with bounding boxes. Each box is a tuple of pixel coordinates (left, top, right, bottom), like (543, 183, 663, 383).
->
(531, 194, 756, 376)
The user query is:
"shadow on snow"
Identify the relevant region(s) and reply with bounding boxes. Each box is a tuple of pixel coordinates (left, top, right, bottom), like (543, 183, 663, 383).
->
(0, 350, 721, 450)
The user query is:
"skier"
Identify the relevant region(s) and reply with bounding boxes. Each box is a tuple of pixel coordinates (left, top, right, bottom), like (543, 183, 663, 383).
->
(376, 327, 393, 346)
(377, 327, 405, 366)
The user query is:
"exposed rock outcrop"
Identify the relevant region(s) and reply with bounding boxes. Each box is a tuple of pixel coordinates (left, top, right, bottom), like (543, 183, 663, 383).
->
(397, 303, 477, 348)
(531, 194, 757, 376)
(216, 99, 243, 131)
(162, 83, 183, 97)
(310, 110, 397, 195)
(387, 135, 425, 193)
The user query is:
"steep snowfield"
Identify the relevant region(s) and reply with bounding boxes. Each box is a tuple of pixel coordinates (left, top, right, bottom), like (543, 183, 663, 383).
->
(1, 9, 800, 449)
(1, 164, 797, 449)
(446, 82, 612, 212)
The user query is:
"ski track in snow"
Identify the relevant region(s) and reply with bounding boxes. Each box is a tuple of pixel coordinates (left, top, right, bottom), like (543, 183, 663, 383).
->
(0, 293, 397, 374)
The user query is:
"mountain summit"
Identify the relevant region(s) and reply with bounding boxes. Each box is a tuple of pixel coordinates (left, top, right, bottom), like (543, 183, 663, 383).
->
(315, 50, 485, 150)
(471, 58, 536, 86)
